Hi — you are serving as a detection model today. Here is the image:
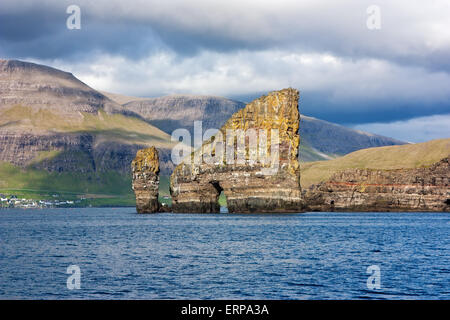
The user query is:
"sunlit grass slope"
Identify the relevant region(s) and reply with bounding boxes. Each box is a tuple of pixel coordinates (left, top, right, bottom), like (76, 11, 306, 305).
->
(301, 138, 450, 188)
(0, 105, 175, 149)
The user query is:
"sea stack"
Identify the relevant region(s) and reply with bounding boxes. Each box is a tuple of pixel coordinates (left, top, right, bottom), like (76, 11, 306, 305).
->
(170, 88, 303, 213)
(131, 147, 160, 213)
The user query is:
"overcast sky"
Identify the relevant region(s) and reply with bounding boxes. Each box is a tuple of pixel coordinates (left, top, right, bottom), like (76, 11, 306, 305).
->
(1, 0, 449, 142)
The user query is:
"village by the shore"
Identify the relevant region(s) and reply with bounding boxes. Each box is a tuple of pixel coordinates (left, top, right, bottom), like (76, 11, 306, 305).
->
(0, 193, 79, 209)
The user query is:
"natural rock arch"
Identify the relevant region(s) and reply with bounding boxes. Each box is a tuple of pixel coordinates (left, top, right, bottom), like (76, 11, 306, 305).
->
(170, 88, 304, 213)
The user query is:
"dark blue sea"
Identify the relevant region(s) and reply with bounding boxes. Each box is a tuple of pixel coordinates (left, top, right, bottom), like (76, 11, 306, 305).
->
(0, 208, 448, 299)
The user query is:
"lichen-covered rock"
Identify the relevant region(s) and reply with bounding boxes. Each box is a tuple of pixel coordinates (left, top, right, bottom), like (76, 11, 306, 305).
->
(305, 156, 450, 212)
(131, 147, 160, 213)
(170, 88, 303, 213)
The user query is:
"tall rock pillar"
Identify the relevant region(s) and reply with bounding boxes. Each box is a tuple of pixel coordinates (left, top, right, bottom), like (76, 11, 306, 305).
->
(131, 147, 160, 213)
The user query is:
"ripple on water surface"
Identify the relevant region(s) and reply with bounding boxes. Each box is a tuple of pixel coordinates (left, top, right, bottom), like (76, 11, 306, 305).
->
(0, 208, 448, 299)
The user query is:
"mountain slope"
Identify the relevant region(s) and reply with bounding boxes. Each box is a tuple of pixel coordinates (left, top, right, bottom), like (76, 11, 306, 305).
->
(299, 115, 407, 161)
(100, 91, 148, 105)
(0, 60, 124, 117)
(301, 138, 450, 188)
(0, 59, 176, 203)
(123, 94, 246, 137)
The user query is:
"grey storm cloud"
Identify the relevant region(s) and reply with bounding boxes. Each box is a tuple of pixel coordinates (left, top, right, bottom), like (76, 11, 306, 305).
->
(2, 0, 450, 70)
(0, 0, 450, 137)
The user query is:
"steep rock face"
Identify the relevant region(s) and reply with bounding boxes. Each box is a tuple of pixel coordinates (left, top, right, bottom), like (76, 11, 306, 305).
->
(0, 130, 174, 175)
(305, 157, 450, 212)
(131, 147, 160, 213)
(170, 88, 303, 213)
(0, 132, 94, 171)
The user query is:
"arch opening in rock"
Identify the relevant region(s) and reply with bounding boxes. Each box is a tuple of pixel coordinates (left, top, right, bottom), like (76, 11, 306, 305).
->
(209, 180, 228, 210)
(210, 180, 223, 194)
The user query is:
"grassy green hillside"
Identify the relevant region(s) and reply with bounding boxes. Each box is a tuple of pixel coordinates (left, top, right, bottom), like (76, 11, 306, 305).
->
(0, 161, 135, 206)
(0, 162, 131, 193)
(0, 105, 178, 207)
(301, 138, 450, 188)
(299, 143, 336, 162)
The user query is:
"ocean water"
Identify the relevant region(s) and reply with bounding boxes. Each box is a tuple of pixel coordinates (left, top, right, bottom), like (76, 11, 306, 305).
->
(0, 208, 448, 299)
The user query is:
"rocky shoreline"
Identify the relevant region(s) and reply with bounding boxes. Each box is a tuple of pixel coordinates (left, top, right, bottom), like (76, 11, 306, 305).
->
(304, 157, 450, 212)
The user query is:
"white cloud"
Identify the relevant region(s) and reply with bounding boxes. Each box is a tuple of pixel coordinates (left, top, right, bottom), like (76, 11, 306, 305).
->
(36, 49, 450, 106)
(353, 114, 450, 143)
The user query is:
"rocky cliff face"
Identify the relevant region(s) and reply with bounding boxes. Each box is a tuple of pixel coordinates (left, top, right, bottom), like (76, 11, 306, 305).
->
(305, 156, 450, 212)
(131, 147, 160, 213)
(170, 88, 303, 213)
(0, 132, 95, 173)
(0, 129, 174, 175)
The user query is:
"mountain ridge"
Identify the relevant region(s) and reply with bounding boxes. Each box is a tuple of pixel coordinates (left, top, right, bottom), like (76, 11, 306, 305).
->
(0, 59, 126, 117)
